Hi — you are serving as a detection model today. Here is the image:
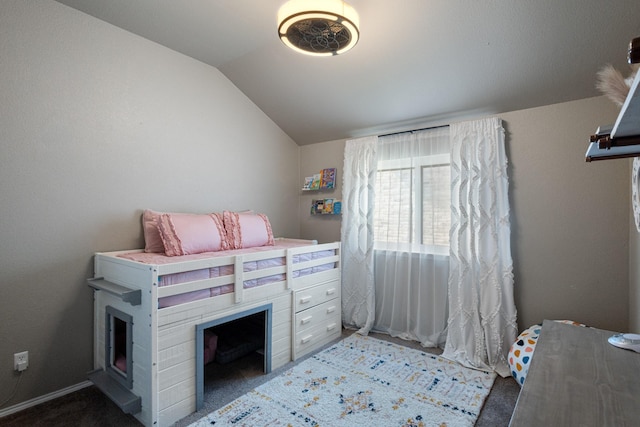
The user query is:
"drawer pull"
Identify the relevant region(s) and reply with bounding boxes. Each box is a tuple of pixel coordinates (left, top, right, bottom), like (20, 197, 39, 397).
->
(327, 323, 337, 331)
(326, 288, 336, 296)
(301, 316, 312, 325)
(299, 296, 311, 304)
(301, 334, 313, 344)
(326, 306, 336, 314)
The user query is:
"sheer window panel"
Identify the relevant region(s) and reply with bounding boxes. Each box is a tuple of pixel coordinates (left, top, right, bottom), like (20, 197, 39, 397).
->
(371, 127, 451, 347)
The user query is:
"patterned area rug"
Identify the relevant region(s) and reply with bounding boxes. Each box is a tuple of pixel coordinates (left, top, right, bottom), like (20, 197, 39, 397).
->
(189, 334, 496, 427)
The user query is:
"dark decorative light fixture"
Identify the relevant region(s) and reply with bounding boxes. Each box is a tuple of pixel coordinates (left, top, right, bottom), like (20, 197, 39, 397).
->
(278, 0, 360, 57)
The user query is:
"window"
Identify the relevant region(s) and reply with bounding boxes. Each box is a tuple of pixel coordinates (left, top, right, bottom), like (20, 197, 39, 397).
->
(374, 153, 450, 254)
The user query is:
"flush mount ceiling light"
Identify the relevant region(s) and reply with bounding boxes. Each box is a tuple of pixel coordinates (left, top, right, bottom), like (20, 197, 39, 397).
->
(277, 0, 360, 57)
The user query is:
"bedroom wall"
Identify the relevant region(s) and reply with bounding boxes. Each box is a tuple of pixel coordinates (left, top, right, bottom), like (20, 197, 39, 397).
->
(0, 0, 300, 409)
(299, 140, 344, 244)
(300, 96, 629, 333)
(501, 98, 627, 332)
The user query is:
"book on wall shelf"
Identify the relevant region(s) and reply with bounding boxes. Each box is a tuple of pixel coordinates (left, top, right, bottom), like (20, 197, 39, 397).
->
(310, 173, 322, 190)
(323, 199, 333, 214)
(320, 168, 336, 189)
(302, 168, 337, 191)
(302, 176, 314, 190)
(311, 199, 341, 215)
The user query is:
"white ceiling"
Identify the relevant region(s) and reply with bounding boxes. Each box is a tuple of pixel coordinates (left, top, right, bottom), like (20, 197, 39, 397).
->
(55, 0, 640, 145)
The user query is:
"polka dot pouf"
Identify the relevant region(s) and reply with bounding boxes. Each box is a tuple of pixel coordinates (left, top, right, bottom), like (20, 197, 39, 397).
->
(508, 320, 587, 386)
(508, 324, 540, 386)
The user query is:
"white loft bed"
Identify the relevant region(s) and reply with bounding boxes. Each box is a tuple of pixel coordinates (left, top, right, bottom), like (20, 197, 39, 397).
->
(87, 238, 341, 427)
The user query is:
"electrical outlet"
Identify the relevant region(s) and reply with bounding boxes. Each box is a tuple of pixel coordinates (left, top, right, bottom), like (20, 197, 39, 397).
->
(14, 351, 28, 372)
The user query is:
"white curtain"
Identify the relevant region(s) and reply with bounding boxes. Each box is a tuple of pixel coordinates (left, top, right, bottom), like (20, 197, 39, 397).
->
(340, 136, 377, 334)
(442, 117, 518, 377)
(372, 128, 450, 347)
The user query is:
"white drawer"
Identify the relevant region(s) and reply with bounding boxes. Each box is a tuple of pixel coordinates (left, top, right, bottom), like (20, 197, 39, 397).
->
(294, 310, 341, 356)
(293, 280, 340, 313)
(295, 300, 340, 334)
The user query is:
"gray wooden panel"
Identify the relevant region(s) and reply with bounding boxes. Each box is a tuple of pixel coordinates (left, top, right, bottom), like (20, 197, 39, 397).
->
(510, 319, 640, 427)
(612, 71, 640, 138)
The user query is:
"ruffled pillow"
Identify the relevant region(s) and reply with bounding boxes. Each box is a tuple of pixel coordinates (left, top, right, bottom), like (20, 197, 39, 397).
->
(142, 210, 165, 253)
(158, 212, 228, 256)
(223, 211, 274, 249)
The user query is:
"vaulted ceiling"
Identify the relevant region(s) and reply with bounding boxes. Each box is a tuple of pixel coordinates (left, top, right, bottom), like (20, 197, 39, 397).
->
(55, 0, 640, 145)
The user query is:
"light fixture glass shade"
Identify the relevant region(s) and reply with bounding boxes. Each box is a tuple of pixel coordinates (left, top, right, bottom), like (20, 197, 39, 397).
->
(278, 0, 360, 56)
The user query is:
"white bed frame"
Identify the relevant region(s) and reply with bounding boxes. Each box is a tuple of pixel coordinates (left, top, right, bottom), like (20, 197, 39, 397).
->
(87, 238, 341, 427)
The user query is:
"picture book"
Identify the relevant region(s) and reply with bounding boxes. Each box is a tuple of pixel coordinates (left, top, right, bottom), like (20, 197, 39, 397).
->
(311, 199, 324, 214)
(302, 176, 314, 190)
(323, 199, 333, 214)
(310, 173, 322, 190)
(320, 168, 336, 189)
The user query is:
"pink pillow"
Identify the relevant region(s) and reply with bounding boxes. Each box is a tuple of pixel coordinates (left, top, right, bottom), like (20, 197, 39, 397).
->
(223, 211, 274, 249)
(158, 212, 228, 256)
(114, 354, 127, 373)
(203, 330, 218, 365)
(142, 210, 165, 253)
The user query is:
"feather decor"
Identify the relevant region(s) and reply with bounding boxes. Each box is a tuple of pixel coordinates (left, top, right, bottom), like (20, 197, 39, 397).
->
(596, 64, 639, 107)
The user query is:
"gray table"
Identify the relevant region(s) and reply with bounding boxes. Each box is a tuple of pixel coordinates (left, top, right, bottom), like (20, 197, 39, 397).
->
(509, 319, 640, 426)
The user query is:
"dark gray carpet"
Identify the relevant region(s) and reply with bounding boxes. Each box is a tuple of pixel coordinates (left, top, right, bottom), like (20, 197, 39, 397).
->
(0, 331, 520, 426)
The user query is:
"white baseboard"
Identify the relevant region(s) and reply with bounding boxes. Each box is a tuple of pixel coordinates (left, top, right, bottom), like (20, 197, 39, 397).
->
(0, 380, 92, 418)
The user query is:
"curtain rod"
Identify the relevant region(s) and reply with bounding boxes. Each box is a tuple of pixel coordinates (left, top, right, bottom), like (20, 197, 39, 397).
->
(378, 124, 449, 138)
